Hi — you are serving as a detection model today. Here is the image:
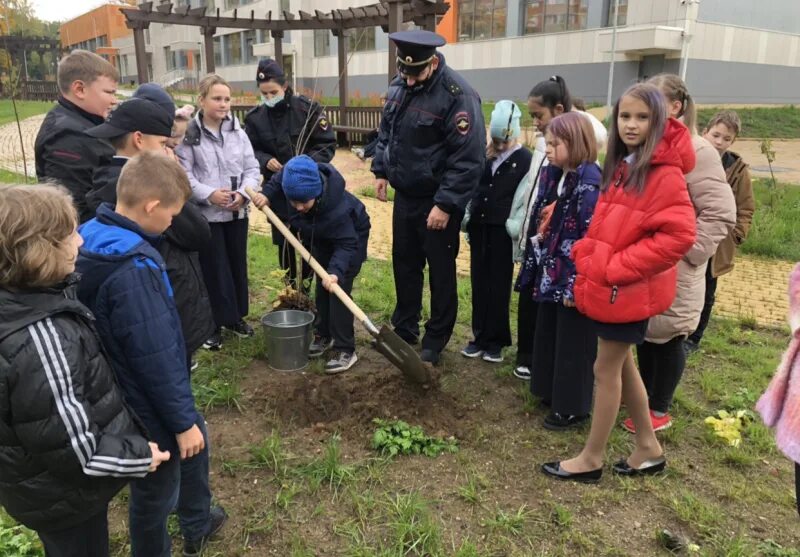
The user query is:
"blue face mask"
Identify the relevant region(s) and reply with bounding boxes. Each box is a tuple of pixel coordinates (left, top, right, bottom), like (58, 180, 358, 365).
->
(261, 94, 284, 108)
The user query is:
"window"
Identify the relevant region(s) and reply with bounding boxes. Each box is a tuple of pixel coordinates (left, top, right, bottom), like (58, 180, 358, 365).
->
(314, 29, 331, 57)
(348, 26, 376, 52)
(458, 0, 506, 41)
(226, 32, 242, 65)
(523, 0, 588, 34)
(244, 30, 257, 63)
(224, 0, 255, 8)
(164, 46, 174, 71)
(213, 36, 222, 67)
(145, 29, 150, 44)
(606, 0, 627, 27)
(280, 0, 290, 13)
(96, 35, 107, 47)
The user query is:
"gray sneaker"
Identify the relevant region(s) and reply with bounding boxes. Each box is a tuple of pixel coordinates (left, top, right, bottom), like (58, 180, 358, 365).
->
(309, 336, 334, 358)
(325, 351, 358, 374)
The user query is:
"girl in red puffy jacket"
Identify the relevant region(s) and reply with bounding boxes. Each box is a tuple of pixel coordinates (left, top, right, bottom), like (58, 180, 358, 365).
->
(541, 83, 697, 483)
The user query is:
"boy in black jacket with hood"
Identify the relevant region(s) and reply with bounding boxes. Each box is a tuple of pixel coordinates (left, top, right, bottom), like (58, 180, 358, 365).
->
(253, 155, 370, 373)
(0, 184, 170, 557)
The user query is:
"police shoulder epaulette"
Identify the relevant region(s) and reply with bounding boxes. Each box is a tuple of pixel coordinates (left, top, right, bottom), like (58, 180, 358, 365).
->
(444, 77, 463, 97)
(295, 94, 313, 107)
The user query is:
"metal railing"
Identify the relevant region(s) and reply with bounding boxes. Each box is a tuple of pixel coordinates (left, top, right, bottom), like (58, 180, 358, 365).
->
(18, 80, 58, 102)
(156, 69, 197, 89)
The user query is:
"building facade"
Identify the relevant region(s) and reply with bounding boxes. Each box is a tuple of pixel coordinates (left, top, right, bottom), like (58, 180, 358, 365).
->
(72, 0, 800, 104)
(60, 2, 138, 75)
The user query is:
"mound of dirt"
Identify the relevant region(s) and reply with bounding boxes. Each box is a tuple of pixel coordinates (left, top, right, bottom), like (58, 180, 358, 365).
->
(244, 357, 467, 439)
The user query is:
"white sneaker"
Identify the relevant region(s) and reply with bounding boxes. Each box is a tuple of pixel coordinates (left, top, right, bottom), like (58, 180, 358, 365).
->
(482, 350, 504, 363)
(325, 351, 358, 374)
(513, 366, 531, 380)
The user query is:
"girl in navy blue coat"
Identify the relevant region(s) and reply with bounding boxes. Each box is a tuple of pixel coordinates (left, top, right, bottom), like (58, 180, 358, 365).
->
(462, 101, 532, 363)
(254, 155, 371, 374)
(518, 112, 601, 431)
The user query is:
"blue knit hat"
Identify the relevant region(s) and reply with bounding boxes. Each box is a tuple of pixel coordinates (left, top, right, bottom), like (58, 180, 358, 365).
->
(133, 83, 176, 120)
(490, 100, 521, 141)
(282, 155, 322, 201)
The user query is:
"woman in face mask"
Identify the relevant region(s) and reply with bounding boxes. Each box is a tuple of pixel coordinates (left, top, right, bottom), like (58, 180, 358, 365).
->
(243, 58, 337, 291)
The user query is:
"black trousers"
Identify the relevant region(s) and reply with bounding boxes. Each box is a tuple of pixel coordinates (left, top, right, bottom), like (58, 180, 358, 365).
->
(467, 221, 513, 352)
(272, 223, 314, 293)
(198, 219, 249, 329)
(531, 302, 597, 416)
(637, 336, 687, 413)
(391, 194, 460, 353)
(316, 256, 361, 353)
(516, 282, 538, 368)
(38, 510, 109, 557)
(796, 462, 800, 517)
(689, 263, 718, 344)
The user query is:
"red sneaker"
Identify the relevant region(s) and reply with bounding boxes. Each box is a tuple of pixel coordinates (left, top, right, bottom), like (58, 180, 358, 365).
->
(622, 410, 672, 434)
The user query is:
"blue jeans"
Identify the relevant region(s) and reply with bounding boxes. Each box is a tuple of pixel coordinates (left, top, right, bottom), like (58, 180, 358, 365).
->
(129, 417, 212, 557)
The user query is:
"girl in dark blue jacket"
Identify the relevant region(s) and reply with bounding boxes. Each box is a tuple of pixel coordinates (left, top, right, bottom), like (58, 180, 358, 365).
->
(254, 155, 371, 374)
(518, 112, 601, 431)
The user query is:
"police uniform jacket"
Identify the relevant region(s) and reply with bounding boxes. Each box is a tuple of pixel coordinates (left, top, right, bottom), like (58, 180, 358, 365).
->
(244, 90, 336, 183)
(34, 97, 115, 223)
(371, 53, 485, 214)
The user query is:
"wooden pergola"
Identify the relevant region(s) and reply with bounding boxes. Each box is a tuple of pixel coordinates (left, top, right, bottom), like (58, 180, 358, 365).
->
(122, 0, 450, 113)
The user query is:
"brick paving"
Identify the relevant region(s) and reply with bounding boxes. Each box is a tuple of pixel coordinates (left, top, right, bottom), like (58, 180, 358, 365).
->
(0, 114, 44, 178)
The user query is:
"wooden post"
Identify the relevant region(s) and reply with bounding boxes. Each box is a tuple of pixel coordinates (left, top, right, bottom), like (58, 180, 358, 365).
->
(202, 27, 216, 74)
(333, 27, 349, 146)
(271, 30, 284, 64)
(386, 0, 403, 83)
(132, 25, 149, 84)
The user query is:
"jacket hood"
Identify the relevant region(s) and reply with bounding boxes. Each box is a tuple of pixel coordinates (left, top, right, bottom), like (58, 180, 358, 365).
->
(0, 275, 89, 343)
(79, 204, 163, 263)
(650, 118, 696, 175)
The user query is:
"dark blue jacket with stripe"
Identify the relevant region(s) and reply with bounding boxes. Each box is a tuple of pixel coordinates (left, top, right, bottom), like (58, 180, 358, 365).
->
(76, 204, 199, 453)
(0, 275, 152, 532)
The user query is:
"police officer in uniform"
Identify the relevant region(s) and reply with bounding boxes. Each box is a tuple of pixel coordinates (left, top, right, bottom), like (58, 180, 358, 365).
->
(372, 30, 485, 364)
(244, 58, 336, 290)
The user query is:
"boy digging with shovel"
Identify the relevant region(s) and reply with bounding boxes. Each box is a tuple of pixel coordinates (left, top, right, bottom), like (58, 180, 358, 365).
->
(253, 155, 370, 374)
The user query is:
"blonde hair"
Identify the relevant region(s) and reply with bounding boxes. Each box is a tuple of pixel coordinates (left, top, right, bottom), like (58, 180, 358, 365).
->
(57, 50, 119, 94)
(198, 74, 231, 99)
(648, 73, 696, 135)
(117, 151, 192, 208)
(0, 184, 77, 288)
(704, 110, 741, 137)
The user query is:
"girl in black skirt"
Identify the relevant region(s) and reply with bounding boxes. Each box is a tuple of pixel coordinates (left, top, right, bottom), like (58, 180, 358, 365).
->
(462, 101, 532, 363)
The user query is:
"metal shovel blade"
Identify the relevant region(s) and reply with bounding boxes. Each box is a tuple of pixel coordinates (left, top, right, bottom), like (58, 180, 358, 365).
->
(373, 325, 431, 384)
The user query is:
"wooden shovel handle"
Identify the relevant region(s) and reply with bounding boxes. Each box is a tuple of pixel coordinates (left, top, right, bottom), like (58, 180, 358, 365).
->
(246, 187, 371, 325)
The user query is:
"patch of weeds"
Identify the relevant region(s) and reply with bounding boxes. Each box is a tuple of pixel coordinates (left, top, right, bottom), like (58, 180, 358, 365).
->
(289, 533, 315, 557)
(451, 538, 490, 557)
(385, 492, 442, 556)
(481, 505, 532, 537)
(457, 472, 488, 505)
(550, 504, 573, 529)
(516, 384, 538, 413)
(358, 184, 395, 202)
(301, 434, 356, 493)
(371, 419, 458, 458)
(667, 491, 724, 538)
(758, 539, 800, 557)
(0, 509, 42, 557)
(240, 505, 276, 549)
(250, 430, 288, 475)
(494, 363, 514, 379)
(275, 481, 303, 511)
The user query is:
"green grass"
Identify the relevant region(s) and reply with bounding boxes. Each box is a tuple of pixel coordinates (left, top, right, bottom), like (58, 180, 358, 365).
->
(0, 168, 30, 184)
(0, 99, 52, 127)
(697, 105, 800, 139)
(739, 179, 800, 260)
(0, 509, 42, 557)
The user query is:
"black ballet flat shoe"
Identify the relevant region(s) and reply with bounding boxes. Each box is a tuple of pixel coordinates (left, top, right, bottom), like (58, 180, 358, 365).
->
(543, 412, 590, 431)
(541, 461, 602, 484)
(612, 456, 667, 477)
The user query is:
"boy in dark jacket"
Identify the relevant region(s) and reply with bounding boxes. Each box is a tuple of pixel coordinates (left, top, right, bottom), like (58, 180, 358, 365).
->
(35, 50, 118, 223)
(253, 155, 370, 374)
(0, 184, 169, 557)
(76, 152, 225, 557)
(84, 94, 215, 360)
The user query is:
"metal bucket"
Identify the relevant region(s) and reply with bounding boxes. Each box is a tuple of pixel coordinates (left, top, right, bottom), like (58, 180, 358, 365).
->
(261, 310, 315, 372)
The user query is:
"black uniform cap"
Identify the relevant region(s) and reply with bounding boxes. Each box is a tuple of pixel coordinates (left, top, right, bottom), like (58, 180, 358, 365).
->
(256, 57, 284, 83)
(85, 97, 174, 139)
(389, 30, 446, 76)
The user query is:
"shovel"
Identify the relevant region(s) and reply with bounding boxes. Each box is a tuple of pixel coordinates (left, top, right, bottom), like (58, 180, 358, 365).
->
(246, 187, 431, 384)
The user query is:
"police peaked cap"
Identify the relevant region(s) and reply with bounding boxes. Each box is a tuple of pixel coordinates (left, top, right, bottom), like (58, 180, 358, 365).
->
(256, 57, 284, 83)
(389, 30, 446, 75)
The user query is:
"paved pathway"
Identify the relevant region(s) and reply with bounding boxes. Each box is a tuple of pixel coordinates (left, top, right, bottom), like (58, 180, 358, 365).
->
(4, 114, 793, 328)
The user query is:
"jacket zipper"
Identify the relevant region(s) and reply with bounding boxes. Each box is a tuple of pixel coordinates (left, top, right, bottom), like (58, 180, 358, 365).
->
(610, 286, 618, 304)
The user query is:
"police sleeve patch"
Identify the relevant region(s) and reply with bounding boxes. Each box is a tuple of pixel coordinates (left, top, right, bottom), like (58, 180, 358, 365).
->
(455, 111, 470, 135)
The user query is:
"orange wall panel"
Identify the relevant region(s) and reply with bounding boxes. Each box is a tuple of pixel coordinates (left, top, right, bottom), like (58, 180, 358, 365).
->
(60, 3, 133, 49)
(437, 0, 458, 44)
